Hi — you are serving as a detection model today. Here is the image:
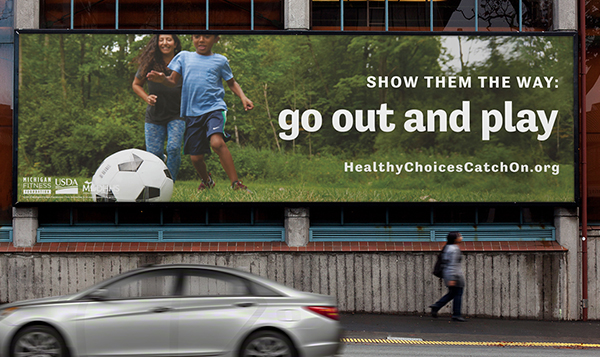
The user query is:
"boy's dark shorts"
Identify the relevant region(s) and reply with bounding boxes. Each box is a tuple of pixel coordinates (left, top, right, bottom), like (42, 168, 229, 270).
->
(184, 110, 227, 156)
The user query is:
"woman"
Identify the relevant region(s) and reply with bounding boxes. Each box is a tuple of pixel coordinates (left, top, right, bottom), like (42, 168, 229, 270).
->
(429, 231, 467, 322)
(132, 34, 185, 180)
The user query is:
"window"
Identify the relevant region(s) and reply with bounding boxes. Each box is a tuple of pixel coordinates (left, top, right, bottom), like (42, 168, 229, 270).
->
(310, 205, 552, 225)
(344, 206, 387, 224)
(254, 207, 285, 225)
(38, 206, 284, 226)
(310, 206, 342, 225)
(389, 206, 431, 224)
(42, 0, 283, 29)
(181, 269, 249, 297)
(478, 206, 521, 223)
(208, 207, 252, 224)
(118, 207, 162, 224)
(163, 207, 207, 224)
(433, 206, 476, 223)
(106, 270, 179, 299)
(522, 207, 553, 224)
(74, 207, 116, 224)
(311, 0, 553, 31)
(39, 206, 71, 225)
(251, 282, 281, 296)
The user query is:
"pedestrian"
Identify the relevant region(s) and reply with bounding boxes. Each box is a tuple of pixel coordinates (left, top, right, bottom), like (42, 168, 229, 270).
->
(132, 34, 186, 181)
(429, 231, 467, 322)
(147, 33, 253, 192)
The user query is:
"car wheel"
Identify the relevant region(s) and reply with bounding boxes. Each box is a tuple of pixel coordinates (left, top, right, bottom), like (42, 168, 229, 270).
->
(240, 330, 296, 357)
(11, 325, 68, 357)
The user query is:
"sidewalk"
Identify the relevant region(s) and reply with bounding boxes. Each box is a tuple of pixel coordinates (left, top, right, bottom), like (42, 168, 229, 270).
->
(340, 313, 600, 345)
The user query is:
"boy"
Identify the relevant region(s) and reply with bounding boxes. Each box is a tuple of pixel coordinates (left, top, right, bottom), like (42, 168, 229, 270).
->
(147, 34, 253, 192)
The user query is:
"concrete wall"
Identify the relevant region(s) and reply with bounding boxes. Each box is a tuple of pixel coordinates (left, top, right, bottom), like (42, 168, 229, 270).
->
(585, 233, 600, 320)
(0, 251, 568, 319)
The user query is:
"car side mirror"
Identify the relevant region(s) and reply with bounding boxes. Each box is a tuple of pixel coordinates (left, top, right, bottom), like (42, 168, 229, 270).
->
(87, 289, 109, 301)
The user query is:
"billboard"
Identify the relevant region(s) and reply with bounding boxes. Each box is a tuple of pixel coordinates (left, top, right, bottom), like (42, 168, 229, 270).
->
(14, 31, 577, 204)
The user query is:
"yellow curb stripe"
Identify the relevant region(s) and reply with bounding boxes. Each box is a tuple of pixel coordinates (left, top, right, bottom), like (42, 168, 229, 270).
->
(341, 337, 600, 348)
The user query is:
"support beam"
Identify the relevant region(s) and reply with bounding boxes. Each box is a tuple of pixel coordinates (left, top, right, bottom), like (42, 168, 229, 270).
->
(15, 0, 40, 29)
(554, 0, 577, 31)
(554, 207, 579, 319)
(284, 0, 310, 30)
(12, 207, 37, 247)
(285, 207, 309, 246)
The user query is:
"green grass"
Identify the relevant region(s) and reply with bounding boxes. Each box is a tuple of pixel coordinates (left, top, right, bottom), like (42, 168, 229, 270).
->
(172, 176, 574, 203)
(16, 150, 576, 203)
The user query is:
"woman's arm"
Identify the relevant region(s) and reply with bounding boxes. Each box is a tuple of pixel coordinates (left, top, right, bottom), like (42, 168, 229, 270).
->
(132, 75, 157, 106)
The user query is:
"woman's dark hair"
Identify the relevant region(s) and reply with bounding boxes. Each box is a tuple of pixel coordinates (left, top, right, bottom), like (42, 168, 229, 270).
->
(134, 34, 182, 75)
(446, 231, 461, 244)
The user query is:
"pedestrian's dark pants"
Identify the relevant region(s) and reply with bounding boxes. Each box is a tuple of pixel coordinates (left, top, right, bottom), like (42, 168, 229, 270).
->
(432, 286, 463, 318)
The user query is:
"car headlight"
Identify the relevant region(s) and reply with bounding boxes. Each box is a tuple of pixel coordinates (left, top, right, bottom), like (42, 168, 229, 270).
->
(0, 307, 20, 321)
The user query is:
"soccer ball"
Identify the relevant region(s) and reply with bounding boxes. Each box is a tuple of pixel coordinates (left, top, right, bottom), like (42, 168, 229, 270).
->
(91, 149, 174, 202)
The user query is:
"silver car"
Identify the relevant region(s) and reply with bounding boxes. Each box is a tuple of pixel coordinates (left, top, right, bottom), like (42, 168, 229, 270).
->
(0, 264, 342, 357)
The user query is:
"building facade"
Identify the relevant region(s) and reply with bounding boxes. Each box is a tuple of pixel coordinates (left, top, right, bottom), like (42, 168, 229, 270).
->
(2, 0, 600, 320)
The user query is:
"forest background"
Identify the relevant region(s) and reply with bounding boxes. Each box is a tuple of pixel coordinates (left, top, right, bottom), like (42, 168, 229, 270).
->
(16, 33, 575, 202)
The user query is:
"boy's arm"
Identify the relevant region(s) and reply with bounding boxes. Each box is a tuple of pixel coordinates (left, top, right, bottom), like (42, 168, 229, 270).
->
(147, 70, 181, 88)
(226, 78, 254, 111)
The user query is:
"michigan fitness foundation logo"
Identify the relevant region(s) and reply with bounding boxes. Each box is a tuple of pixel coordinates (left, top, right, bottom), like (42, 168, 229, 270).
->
(22, 177, 52, 194)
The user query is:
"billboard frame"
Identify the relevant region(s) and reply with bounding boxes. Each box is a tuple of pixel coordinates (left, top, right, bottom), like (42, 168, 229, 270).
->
(12, 29, 580, 207)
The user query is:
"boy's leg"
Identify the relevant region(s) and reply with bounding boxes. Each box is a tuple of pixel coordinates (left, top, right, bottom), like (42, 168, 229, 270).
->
(183, 115, 213, 189)
(210, 133, 238, 184)
(190, 154, 210, 183)
(205, 110, 249, 191)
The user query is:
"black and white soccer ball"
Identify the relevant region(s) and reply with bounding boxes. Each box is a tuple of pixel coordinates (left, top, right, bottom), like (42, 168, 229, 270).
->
(91, 149, 174, 202)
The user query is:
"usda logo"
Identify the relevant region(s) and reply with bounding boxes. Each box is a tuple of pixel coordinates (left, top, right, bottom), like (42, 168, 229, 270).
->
(55, 178, 79, 195)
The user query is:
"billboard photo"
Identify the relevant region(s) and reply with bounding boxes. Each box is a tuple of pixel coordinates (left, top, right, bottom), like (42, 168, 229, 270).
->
(14, 31, 576, 203)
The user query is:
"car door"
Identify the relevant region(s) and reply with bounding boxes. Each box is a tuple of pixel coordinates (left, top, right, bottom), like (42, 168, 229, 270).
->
(173, 269, 263, 356)
(78, 269, 180, 357)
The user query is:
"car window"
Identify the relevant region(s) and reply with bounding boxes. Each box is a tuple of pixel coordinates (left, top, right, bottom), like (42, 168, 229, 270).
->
(106, 270, 179, 299)
(182, 269, 249, 297)
(250, 282, 282, 297)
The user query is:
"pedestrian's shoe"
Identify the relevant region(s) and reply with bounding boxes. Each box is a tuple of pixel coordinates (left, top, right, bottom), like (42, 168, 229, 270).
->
(198, 173, 215, 190)
(452, 316, 467, 322)
(231, 180, 251, 193)
(429, 305, 439, 318)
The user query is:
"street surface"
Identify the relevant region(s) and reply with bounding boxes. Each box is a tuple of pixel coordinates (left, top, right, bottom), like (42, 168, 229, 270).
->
(338, 313, 600, 356)
(340, 344, 600, 356)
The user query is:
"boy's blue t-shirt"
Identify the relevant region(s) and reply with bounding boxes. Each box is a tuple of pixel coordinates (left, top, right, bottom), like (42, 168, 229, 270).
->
(168, 51, 234, 117)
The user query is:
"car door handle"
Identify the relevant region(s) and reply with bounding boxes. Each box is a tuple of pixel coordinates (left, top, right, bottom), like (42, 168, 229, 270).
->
(151, 307, 171, 313)
(234, 302, 255, 308)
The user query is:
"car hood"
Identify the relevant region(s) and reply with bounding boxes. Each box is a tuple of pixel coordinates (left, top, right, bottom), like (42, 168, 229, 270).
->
(0, 294, 75, 309)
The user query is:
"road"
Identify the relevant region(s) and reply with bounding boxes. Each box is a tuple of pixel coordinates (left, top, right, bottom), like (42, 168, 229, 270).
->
(339, 343, 600, 356)
(338, 313, 600, 356)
